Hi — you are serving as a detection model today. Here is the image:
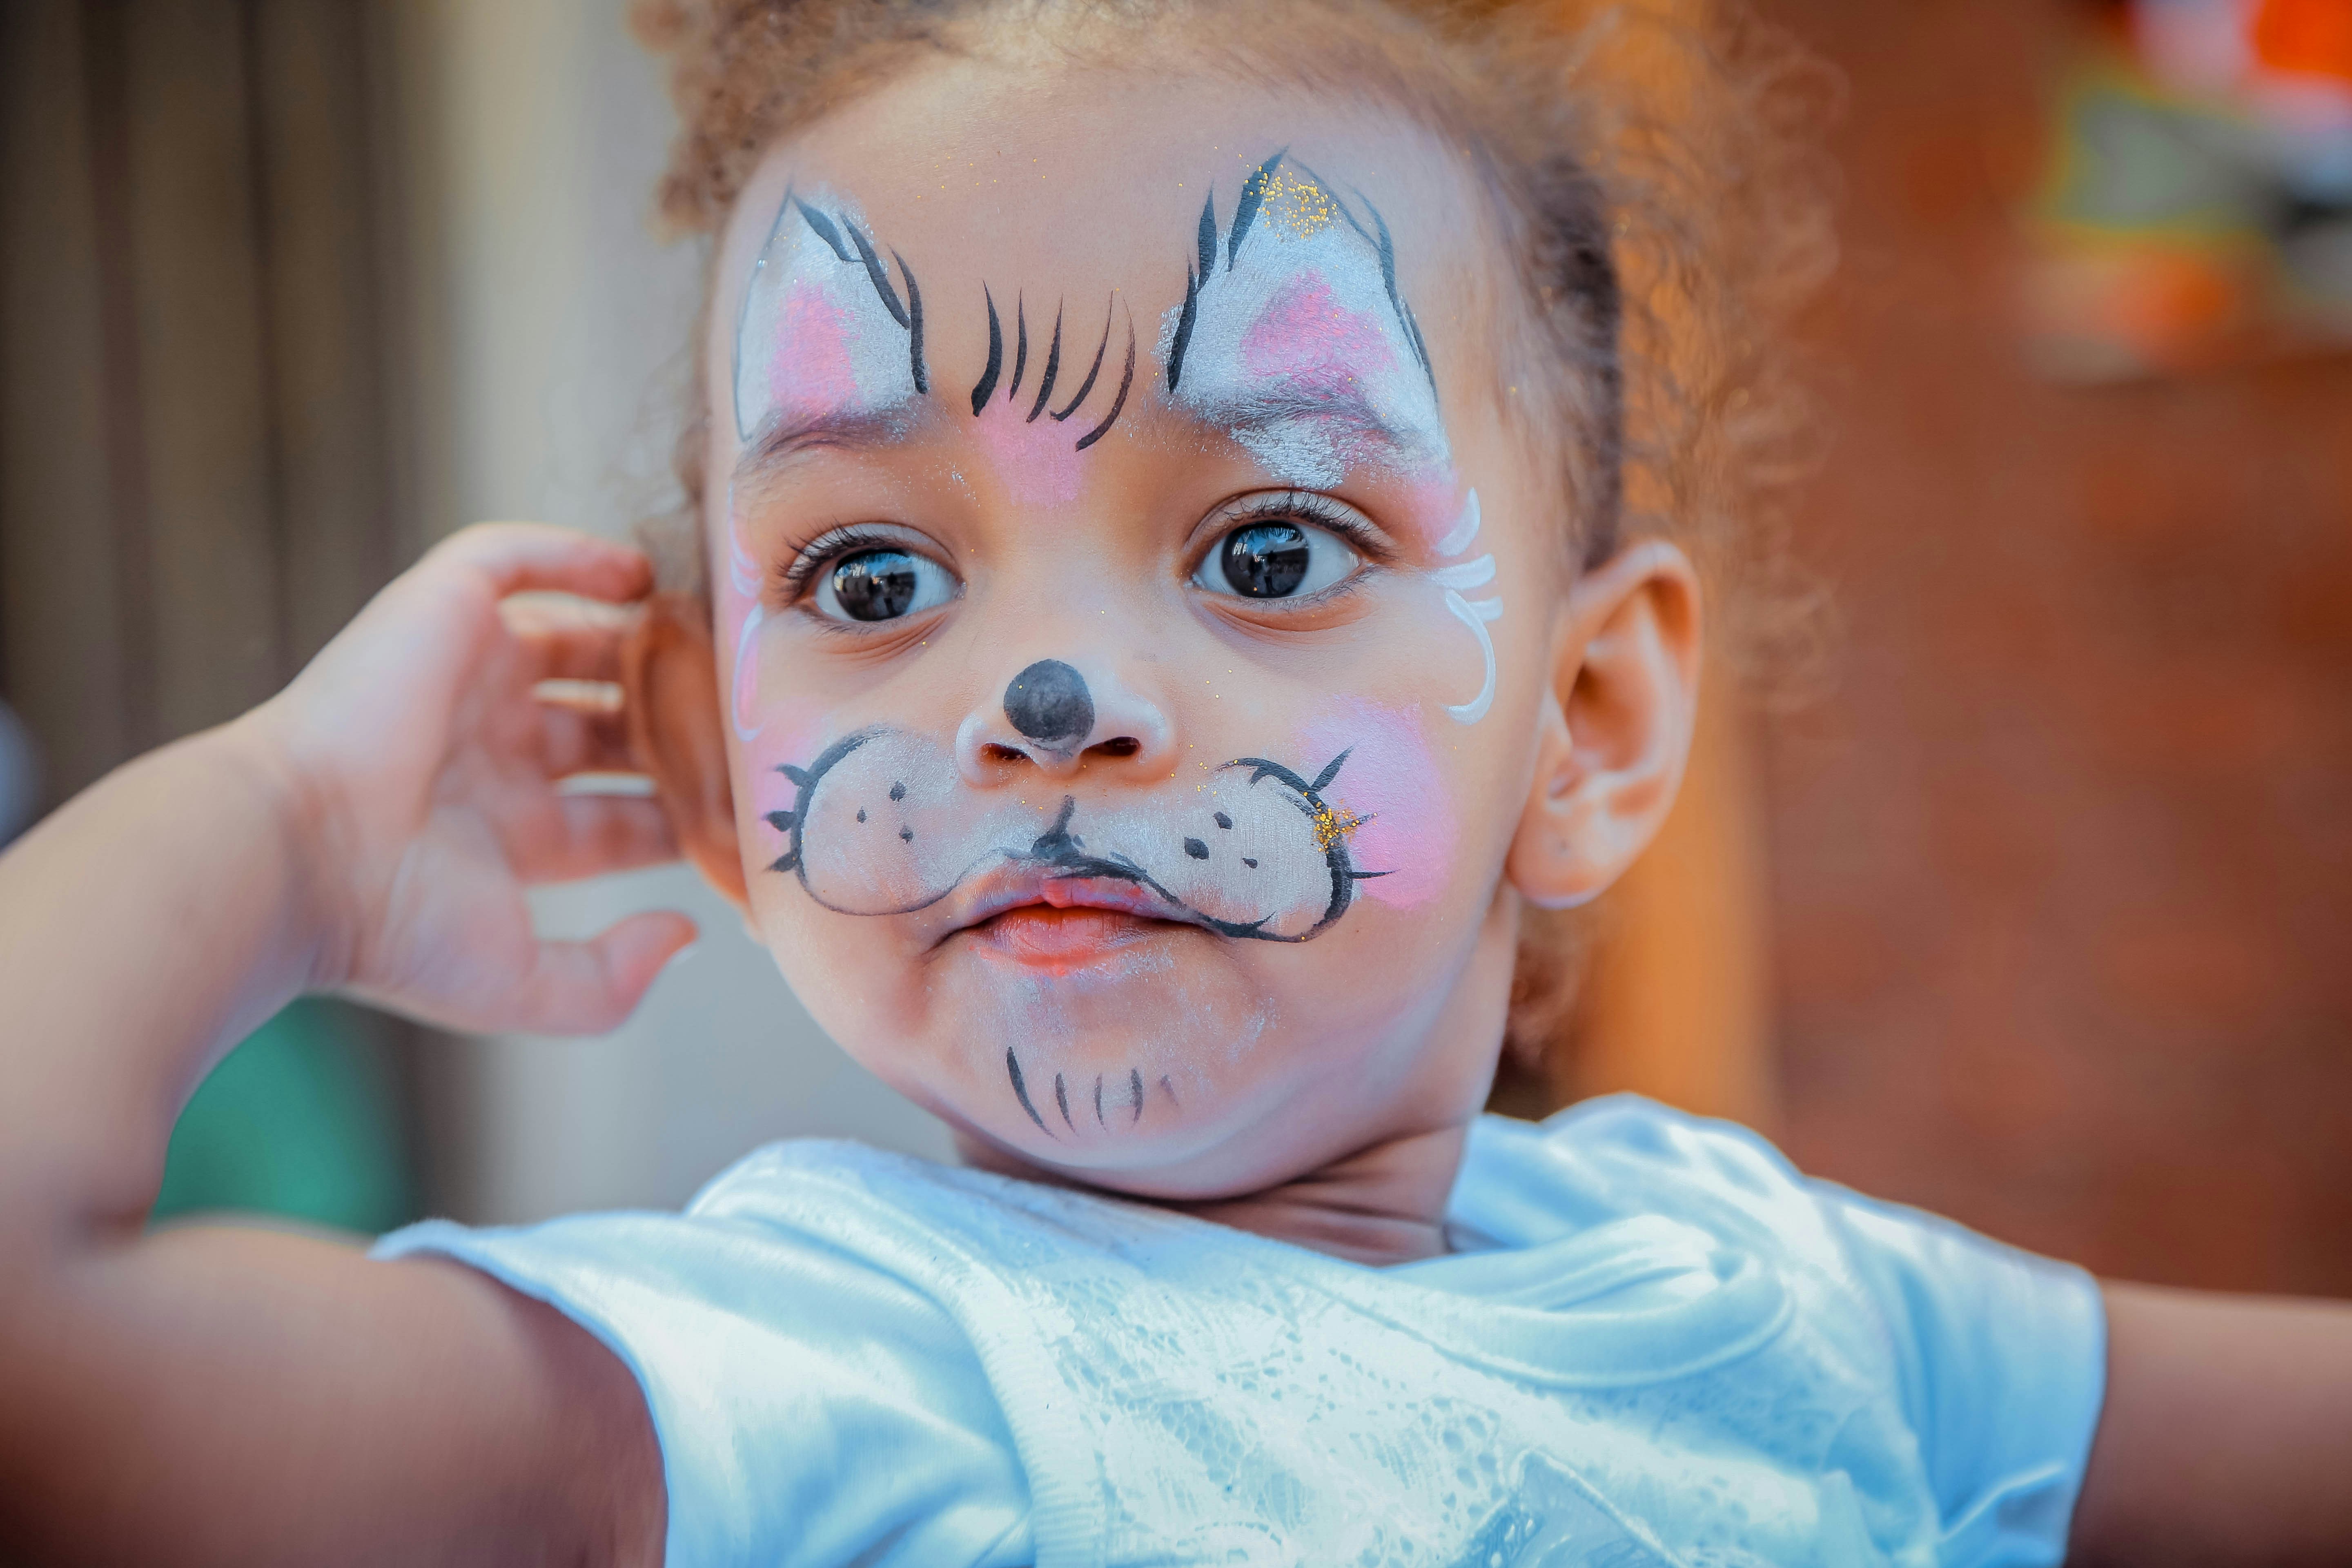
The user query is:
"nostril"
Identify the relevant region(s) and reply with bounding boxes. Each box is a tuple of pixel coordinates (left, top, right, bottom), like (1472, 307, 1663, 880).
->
(1089, 736, 1141, 759)
(982, 743, 1031, 765)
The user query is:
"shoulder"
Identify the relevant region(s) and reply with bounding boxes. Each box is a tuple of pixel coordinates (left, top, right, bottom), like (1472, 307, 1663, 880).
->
(1450, 1095, 1836, 1263)
(1456, 1098, 2107, 1567)
(373, 1139, 1033, 1567)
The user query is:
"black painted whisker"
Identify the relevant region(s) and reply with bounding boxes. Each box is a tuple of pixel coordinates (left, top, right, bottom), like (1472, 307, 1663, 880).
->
(1051, 294, 1115, 422)
(969, 285, 1002, 414)
(1007, 1048, 1052, 1135)
(1129, 1068, 1144, 1124)
(1073, 312, 1136, 452)
(1094, 1074, 1106, 1129)
(1027, 303, 1063, 423)
(1008, 295, 1028, 401)
(1055, 1072, 1075, 1133)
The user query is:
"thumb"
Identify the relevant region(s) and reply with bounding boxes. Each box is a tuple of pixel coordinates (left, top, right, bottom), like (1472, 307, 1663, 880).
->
(508, 910, 699, 1036)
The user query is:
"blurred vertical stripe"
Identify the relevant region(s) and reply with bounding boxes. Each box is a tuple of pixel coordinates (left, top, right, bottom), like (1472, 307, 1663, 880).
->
(1, 0, 422, 1230)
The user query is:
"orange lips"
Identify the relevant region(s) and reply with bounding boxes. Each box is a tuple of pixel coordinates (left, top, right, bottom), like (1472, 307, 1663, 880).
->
(969, 904, 1174, 972)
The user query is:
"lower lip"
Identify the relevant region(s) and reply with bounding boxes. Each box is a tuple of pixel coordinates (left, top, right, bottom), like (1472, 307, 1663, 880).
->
(968, 906, 1181, 972)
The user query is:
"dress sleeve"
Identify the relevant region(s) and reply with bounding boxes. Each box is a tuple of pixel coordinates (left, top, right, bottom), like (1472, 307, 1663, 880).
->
(1811, 1183, 2108, 1568)
(372, 1208, 1031, 1568)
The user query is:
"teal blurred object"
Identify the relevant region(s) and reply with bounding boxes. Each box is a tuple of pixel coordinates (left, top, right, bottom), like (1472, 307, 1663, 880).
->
(151, 999, 417, 1235)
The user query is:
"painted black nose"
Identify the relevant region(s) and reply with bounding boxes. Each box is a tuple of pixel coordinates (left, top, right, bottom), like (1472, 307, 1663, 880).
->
(1003, 659, 1094, 748)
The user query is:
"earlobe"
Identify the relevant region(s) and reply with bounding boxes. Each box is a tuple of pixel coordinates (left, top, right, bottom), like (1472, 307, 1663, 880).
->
(620, 593, 751, 913)
(1505, 541, 1703, 911)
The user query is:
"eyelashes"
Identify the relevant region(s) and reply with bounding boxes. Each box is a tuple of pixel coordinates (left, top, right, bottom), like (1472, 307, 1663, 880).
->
(766, 492, 1391, 628)
(1208, 491, 1392, 565)
(775, 523, 953, 602)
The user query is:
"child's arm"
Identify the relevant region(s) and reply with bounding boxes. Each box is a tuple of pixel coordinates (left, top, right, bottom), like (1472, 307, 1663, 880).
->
(2068, 1281, 2352, 1565)
(0, 525, 690, 1564)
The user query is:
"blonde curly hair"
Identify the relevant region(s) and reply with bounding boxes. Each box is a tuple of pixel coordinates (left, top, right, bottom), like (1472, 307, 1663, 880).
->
(628, 0, 1835, 1062)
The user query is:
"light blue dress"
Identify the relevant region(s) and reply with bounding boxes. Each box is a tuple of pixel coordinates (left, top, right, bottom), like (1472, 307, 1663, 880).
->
(374, 1096, 2105, 1568)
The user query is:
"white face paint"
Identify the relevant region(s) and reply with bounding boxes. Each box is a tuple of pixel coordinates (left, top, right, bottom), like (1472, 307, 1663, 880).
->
(732, 185, 929, 443)
(1429, 489, 1502, 724)
(762, 725, 1384, 943)
(1152, 156, 1501, 726)
(1155, 154, 1450, 488)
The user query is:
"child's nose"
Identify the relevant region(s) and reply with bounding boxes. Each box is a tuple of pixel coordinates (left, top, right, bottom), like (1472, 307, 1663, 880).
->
(954, 656, 1175, 782)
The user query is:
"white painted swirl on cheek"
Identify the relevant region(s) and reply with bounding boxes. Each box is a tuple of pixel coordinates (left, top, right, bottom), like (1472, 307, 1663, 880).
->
(731, 602, 767, 743)
(1428, 488, 1504, 725)
(1441, 588, 1503, 725)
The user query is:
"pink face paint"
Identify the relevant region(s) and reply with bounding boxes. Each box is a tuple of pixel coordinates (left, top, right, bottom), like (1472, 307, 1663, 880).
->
(733, 186, 927, 442)
(970, 392, 1084, 510)
(761, 280, 862, 429)
(1299, 697, 1455, 911)
(1156, 156, 1450, 490)
(1240, 270, 1397, 400)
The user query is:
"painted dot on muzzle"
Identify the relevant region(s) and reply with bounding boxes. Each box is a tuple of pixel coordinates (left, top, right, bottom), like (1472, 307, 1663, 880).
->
(1004, 659, 1094, 748)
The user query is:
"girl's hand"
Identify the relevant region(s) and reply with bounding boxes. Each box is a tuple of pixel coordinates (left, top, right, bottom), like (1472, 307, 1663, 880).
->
(245, 522, 698, 1036)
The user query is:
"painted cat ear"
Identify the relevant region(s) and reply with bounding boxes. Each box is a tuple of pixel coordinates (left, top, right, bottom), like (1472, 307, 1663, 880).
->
(734, 189, 928, 440)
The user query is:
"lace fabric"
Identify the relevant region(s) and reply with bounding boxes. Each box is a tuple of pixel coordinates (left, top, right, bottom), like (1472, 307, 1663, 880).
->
(376, 1098, 2105, 1568)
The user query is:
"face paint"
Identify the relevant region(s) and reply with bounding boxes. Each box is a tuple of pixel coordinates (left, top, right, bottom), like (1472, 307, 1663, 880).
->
(733, 186, 930, 443)
(1296, 697, 1455, 910)
(1156, 152, 1450, 490)
(1428, 488, 1504, 725)
(759, 725, 1387, 941)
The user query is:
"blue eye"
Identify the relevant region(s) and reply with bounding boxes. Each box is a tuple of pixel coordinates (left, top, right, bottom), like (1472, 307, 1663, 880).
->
(1194, 519, 1360, 600)
(814, 548, 957, 623)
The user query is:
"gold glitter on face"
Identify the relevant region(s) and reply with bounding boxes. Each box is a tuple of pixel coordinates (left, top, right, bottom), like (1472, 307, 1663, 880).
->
(1310, 800, 1365, 852)
(1262, 170, 1341, 241)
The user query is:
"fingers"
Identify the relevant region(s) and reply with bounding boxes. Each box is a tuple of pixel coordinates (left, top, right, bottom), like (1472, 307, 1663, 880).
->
(533, 703, 639, 784)
(510, 793, 681, 885)
(508, 910, 699, 1036)
(501, 593, 633, 684)
(429, 522, 655, 607)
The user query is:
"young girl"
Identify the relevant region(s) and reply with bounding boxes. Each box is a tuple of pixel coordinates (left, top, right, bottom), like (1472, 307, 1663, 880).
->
(3, 0, 2348, 1563)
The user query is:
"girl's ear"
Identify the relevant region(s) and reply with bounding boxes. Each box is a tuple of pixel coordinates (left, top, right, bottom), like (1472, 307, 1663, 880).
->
(1506, 540, 1704, 910)
(620, 594, 751, 914)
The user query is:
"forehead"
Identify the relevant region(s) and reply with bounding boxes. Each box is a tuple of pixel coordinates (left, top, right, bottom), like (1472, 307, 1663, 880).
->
(709, 57, 1508, 434)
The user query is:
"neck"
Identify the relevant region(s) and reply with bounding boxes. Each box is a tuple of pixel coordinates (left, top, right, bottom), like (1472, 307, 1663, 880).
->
(956, 1121, 1471, 1267)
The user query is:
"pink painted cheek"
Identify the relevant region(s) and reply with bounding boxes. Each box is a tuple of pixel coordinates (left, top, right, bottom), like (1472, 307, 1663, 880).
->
(1241, 270, 1397, 401)
(740, 709, 827, 824)
(1406, 472, 1465, 555)
(764, 280, 859, 422)
(1300, 697, 1456, 911)
(970, 395, 1082, 510)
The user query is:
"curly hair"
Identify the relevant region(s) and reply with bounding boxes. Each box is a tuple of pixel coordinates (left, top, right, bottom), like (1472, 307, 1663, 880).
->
(627, 0, 1835, 1062)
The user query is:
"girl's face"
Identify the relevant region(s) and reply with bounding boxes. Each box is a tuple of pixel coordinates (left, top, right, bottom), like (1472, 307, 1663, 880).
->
(702, 62, 1577, 1198)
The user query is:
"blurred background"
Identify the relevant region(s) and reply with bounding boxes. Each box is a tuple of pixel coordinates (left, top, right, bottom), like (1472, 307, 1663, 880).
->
(2, 0, 2347, 1292)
